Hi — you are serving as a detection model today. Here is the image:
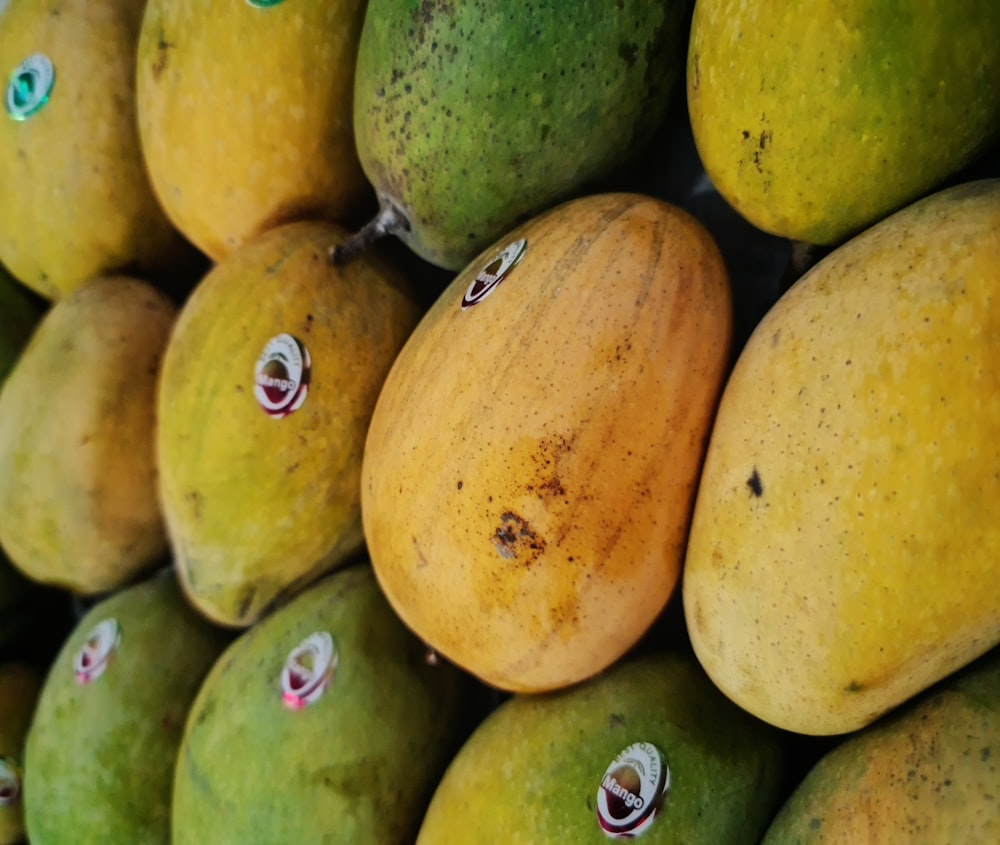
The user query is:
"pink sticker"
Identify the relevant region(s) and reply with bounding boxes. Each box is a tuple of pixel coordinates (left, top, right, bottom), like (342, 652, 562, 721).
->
(280, 632, 337, 710)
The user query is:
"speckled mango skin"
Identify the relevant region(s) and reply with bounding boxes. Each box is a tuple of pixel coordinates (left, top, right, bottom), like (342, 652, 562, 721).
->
(353, 0, 691, 270)
(136, 0, 372, 262)
(362, 193, 733, 693)
(0, 0, 195, 300)
(687, 0, 1000, 246)
(761, 647, 1000, 844)
(417, 650, 787, 845)
(156, 220, 422, 628)
(682, 179, 1000, 736)
(0, 663, 42, 845)
(0, 276, 176, 595)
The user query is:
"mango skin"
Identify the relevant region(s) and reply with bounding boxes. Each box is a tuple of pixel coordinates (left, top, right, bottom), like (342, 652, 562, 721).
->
(172, 563, 475, 845)
(362, 192, 732, 693)
(136, 0, 372, 262)
(353, 0, 691, 270)
(0, 663, 42, 845)
(157, 220, 422, 627)
(417, 650, 787, 845)
(23, 568, 230, 845)
(0, 0, 197, 300)
(683, 179, 1000, 736)
(687, 0, 1000, 245)
(0, 276, 176, 595)
(761, 647, 1000, 844)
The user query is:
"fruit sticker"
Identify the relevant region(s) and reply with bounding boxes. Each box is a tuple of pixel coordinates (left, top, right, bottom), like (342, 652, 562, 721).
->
(280, 631, 337, 710)
(254, 333, 310, 418)
(5, 54, 55, 121)
(246, 0, 285, 6)
(73, 618, 121, 685)
(596, 742, 671, 839)
(461, 238, 527, 310)
(0, 757, 22, 806)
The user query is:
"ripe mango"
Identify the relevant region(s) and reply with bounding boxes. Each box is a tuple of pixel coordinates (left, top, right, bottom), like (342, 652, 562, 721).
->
(683, 179, 1000, 735)
(0, 276, 176, 594)
(362, 192, 733, 693)
(417, 650, 788, 844)
(687, 0, 1000, 245)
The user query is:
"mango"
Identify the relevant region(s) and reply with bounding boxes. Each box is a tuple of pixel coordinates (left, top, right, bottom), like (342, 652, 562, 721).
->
(761, 646, 1000, 844)
(687, 0, 1000, 246)
(172, 563, 475, 845)
(0, 663, 41, 845)
(343, 0, 691, 270)
(683, 179, 1000, 735)
(136, 0, 372, 262)
(362, 192, 733, 693)
(23, 568, 230, 845)
(417, 649, 788, 844)
(0, 275, 176, 594)
(0, 0, 198, 300)
(156, 220, 422, 627)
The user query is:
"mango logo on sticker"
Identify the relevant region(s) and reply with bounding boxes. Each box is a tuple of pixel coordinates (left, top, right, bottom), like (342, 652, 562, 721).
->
(461, 238, 527, 309)
(74, 618, 121, 685)
(254, 333, 310, 418)
(0, 757, 22, 806)
(280, 631, 337, 710)
(596, 742, 670, 839)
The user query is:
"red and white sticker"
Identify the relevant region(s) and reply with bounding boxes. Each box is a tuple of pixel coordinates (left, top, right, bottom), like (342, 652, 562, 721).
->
(461, 238, 527, 309)
(280, 631, 337, 710)
(254, 333, 310, 418)
(596, 742, 670, 839)
(0, 757, 22, 806)
(73, 618, 121, 685)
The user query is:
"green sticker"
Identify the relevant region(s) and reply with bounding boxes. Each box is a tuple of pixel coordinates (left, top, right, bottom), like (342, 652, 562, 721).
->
(5, 53, 54, 121)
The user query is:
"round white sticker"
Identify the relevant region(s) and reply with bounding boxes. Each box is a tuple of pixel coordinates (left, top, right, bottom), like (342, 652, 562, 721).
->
(5, 53, 55, 121)
(254, 333, 310, 418)
(74, 618, 122, 685)
(461, 238, 527, 309)
(596, 742, 670, 839)
(0, 757, 22, 806)
(280, 631, 337, 710)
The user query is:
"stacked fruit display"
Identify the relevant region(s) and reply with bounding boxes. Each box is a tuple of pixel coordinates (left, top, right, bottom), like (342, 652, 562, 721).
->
(0, 1, 998, 843)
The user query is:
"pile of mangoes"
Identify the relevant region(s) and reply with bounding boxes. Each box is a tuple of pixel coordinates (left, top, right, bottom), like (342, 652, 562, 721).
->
(1, 1, 999, 843)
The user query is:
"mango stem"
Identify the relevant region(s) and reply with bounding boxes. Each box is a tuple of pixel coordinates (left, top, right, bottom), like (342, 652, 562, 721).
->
(328, 200, 410, 265)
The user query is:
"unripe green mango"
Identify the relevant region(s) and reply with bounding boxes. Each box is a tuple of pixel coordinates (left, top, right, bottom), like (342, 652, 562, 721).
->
(172, 563, 475, 845)
(761, 646, 1000, 844)
(416, 649, 788, 844)
(23, 568, 230, 845)
(346, 0, 691, 270)
(687, 0, 1000, 246)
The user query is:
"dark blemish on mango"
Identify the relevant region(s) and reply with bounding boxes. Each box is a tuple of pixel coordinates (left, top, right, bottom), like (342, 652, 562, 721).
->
(844, 680, 863, 693)
(492, 511, 545, 562)
(608, 712, 627, 729)
(236, 585, 256, 621)
(618, 41, 638, 65)
(747, 468, 763, 497)
(152, 30, 174, 81)
(457, 480, 463, 490)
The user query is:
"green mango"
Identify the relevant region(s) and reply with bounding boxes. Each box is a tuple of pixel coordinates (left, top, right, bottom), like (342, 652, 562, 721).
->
(761, 646, 1000, 844)
(0, 264, 42, 387)
(172, 563, 476, 845)
(342, 0, 691, 270)
(23, 568, 230, 845)
(416, 649, 789, 844)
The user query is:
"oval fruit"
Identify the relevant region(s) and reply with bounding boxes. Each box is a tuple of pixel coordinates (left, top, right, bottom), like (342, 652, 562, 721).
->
(417, 650, 787, 845)
(0, 275, 176, 594)
(683, 179, 1000, 735)
(157, 219, 422, 627)
(136, 0, 372, 261)
(362, 192, 733, 693)
(172, 563, 474, 845)
(687, 0, 1000, 245)
(0, 0, 197, 299)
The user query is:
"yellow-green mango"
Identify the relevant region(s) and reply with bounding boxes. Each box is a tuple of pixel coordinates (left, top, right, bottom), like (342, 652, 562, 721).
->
(417, 649, 788, 844)
(0, 663, 42, 845)
(687, 0, 1000, 245)
(0, 276, 176, 594)
(762, 646, 1000, 844)
(0, 0, 198, 300)
(683, 179, 1000, 736)
(156, 220, 422, 628)
(172, 563, 475, 845)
